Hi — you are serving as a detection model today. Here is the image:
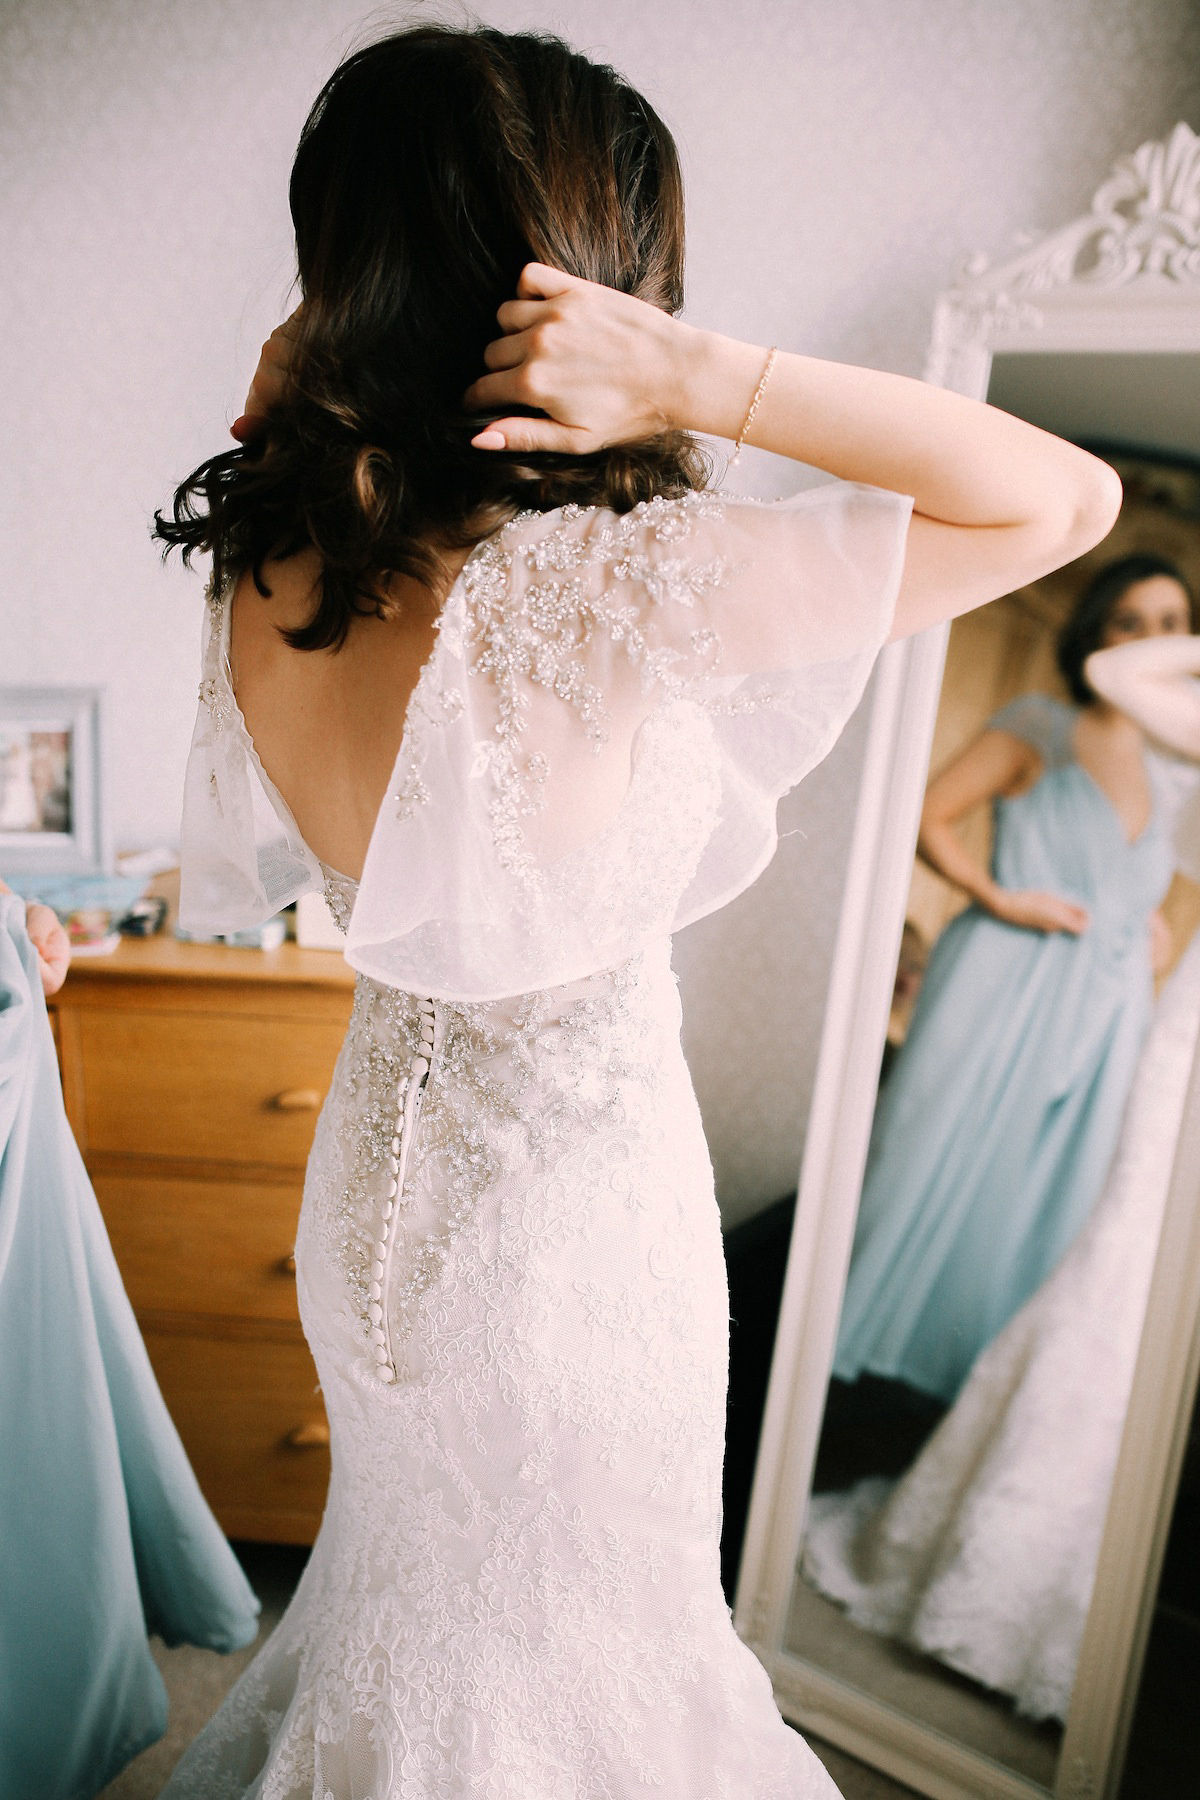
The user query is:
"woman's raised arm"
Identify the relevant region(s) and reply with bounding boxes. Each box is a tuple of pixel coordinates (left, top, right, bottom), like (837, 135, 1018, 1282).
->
(1085, 636, 1200, 759)
(465, 265, 1123, 643)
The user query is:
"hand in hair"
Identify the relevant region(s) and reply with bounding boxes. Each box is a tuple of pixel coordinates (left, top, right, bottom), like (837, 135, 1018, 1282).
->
(468, 263, 1122, 642)
(231, 268, 675, 454)
(465, 264, 681, 454)
(230, 309, 303, 441)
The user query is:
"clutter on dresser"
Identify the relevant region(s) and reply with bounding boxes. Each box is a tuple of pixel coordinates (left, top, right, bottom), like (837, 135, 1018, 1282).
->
(175, 915, 289, 951)
(3, 853, 183, 956)
(3, 870, 152, 958)
(115, 894, 169, 938)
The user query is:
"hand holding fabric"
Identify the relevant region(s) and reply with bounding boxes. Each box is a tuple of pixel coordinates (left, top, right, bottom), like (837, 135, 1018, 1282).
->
(0, 881, 70, 996)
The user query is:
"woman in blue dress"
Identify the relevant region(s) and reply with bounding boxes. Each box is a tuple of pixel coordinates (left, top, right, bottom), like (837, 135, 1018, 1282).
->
(833, 554, 1198, 1403)
(0, 880, 260, 1798)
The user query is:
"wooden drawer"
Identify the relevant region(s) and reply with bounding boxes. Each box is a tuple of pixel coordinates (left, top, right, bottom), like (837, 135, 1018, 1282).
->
(144, 1327, 331, 1545)
(95, 1172, 303, 1321)
(77, 1008, 344, 1167)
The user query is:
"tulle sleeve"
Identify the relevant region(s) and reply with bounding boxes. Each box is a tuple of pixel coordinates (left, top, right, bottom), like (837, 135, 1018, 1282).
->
(179, 482, 912, 998)
(177, 585, 322, 936)
(986, 693, 1077, 768)
(345, 483, 911, 996)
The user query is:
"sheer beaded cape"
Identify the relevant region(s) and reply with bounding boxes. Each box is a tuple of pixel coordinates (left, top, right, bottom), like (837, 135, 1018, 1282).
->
(180, 484, 912, 993)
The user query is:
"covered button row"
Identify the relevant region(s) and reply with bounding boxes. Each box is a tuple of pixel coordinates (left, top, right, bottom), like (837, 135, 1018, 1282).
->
(410, 993, 435, 1080)
(369, 995, 436, 1381)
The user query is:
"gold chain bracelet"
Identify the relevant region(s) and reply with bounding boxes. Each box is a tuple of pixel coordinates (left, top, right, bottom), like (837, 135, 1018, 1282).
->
(729, 346, 778, 467)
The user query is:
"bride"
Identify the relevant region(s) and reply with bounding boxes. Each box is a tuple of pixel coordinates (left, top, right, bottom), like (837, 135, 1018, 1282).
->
(804, 633, 1200, 1725)
(152, 22, 1118, 1798)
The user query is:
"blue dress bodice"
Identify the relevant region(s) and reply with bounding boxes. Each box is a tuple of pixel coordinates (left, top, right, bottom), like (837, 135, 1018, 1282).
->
(992, 751, 1174, 964)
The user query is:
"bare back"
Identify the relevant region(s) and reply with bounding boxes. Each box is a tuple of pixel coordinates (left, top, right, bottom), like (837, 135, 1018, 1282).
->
(228, 550, 465, 880)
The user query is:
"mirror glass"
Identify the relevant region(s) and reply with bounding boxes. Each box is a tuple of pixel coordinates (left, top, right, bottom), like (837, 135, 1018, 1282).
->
(782, 349, 1200, 1789)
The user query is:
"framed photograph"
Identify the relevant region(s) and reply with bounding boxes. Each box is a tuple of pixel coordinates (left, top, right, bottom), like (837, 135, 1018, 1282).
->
(0, 686, 109, 875)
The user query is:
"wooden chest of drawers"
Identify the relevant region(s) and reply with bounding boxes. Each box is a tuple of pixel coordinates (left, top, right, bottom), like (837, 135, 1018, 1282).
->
(50, 929, 355, 1544)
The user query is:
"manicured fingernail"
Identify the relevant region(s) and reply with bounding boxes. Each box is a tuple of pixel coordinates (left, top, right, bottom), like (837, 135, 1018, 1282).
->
(471, 429, 506, 450)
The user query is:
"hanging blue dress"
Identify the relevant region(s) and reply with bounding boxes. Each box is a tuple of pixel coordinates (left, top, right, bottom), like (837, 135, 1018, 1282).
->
(0, 893, 260, 1800)
(833, 694, 1177, 1403)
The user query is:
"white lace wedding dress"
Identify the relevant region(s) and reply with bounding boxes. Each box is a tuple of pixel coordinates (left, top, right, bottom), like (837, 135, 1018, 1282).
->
(162, 483, 911, 1798)
(804, 904, 1200, 1723)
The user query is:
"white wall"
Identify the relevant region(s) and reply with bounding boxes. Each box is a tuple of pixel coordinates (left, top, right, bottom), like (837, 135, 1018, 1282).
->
(4, 0, 1198, 1224)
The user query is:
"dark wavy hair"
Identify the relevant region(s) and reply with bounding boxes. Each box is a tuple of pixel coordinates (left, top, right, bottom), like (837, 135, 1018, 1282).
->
(1057, 552, 1198, 704)
(153, 24, 707, 649)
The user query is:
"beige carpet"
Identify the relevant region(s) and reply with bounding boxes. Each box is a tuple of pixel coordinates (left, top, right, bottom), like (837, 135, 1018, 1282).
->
(100, 1544, 304, 1800)
(98, 1541, 915, 1800)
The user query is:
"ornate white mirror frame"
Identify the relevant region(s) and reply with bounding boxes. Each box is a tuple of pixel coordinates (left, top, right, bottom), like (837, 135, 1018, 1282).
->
(734, 123, 1200, 1800)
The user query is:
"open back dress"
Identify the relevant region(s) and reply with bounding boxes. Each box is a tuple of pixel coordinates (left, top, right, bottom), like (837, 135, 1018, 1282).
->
(161, 483, 910, 1800)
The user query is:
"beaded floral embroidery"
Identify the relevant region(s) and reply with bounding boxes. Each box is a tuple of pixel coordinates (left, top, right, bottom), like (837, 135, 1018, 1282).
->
(311, 929, 655, 1378)
(197, 576, 236, 737)
(199, 498, 734, 888)
(456, 493, 731, 885)
(322, 871, 354, 935)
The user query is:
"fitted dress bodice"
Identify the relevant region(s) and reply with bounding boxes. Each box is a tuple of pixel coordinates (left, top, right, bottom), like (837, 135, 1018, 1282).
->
(301, 884, 706, 1413)
(992, 757, 1175, 966)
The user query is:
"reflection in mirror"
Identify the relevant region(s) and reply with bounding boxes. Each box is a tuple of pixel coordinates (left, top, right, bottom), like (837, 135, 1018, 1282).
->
(786, 365, 1200, 1791)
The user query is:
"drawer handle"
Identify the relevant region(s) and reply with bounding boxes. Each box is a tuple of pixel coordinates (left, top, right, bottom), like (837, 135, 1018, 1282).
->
(270, 1088, 322, 1112)
(284, 1418, 330, 1451)
(277, 1252, 297, 1276)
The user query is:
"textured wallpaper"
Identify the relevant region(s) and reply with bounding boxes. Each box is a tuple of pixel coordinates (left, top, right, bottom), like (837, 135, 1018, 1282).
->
(3, 0, 1198, 1222)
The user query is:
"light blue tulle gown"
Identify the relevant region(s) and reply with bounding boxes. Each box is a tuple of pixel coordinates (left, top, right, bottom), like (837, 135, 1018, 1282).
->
(833, 694, 1177, 1403)
(0, 893, 260, 1800)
